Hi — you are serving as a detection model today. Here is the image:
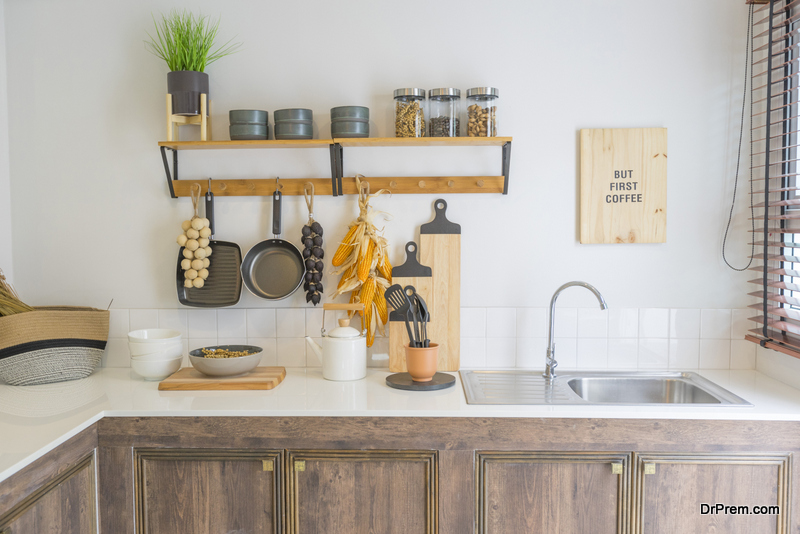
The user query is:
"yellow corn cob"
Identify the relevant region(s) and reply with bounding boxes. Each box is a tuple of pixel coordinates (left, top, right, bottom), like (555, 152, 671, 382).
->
(332, 224, 360, 267)
(337, 264, 356, 290)
(375, 288, 388, 324)
(357, 240, 375, 281)
(377, 254, 392, 282)
(364, 304, 374, 347)
(359, 277, 376, 315)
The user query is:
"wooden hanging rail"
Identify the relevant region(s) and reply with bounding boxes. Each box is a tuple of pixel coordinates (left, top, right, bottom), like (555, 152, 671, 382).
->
(159, 136, 512, 197)
(172, 175, 504, 197)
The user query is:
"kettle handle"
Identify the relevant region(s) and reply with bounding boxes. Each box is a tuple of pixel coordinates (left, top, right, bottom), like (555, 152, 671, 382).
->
(321, 302, 366, 336)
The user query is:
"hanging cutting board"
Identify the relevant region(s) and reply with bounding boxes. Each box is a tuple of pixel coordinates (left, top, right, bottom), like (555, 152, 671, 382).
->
(419, 199, 460, 372)
(158, 366, 286, 390)
(388, 241, 432, 372)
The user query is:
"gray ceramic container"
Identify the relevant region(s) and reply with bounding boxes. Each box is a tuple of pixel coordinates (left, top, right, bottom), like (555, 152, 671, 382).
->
(274, 108, 313, 140)
(229, 109, 269, 140)
(331, 106, 369, 138)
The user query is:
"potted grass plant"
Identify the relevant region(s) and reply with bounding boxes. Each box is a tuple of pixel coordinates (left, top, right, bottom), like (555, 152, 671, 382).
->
(145, 10, 241, 116)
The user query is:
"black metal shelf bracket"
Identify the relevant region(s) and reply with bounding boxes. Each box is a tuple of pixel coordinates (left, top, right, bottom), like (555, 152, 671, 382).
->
(161, 146, 178, 199)
(328, 143, 343, 196)
(502, 141, 512, 195)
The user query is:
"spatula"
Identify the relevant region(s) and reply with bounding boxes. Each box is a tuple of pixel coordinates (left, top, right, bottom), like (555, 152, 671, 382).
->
(385, 284, 418, 347)
(405, 286, 430, 348)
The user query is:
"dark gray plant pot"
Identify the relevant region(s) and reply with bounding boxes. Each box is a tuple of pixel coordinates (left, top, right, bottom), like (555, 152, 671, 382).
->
(167, 71, 209, 116)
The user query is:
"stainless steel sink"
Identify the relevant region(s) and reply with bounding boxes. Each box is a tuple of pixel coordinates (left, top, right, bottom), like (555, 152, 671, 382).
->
(460, 370, 752, 406)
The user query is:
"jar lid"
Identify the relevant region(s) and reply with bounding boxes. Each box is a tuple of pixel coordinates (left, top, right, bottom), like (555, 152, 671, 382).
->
(394, 88, 426, 98)
(466, 87, 499, 98)
(429, 88, 461, 99)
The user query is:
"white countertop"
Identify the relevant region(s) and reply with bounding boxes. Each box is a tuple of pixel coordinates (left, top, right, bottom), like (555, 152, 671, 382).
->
(3, 367, 800, 483)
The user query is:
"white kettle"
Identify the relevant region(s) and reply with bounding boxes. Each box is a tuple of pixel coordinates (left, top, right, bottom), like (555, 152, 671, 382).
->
(305, 303, 367, 381)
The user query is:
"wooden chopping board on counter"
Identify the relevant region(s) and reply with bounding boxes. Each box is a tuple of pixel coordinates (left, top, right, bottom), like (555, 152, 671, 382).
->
(158, 366, 286, 390)
(419, 199, 460, 371)
(388, 241, 432, 372)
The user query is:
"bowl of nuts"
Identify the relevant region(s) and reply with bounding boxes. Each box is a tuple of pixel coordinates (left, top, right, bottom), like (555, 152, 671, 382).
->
(188, 345, 262, 377)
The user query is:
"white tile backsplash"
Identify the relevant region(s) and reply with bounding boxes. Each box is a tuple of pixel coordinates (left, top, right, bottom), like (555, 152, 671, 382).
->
(129, 309, 159, 332)
(669, 309, 700, 339)
(699, 339, 731, 369)
(157, 309, 188, 338)
(246, 309, 276, 338)
(577, 308, 608, 338)
(516, 308, 546, 338)
(486, 308, 516, 338)
(608, 308, 638, 338)
(638, 309, 669, 339)
(217, 309, 247, 338)
(638, 338, 669, 369)
(700, 309, 732, 339)
(106, 306, 754, 371)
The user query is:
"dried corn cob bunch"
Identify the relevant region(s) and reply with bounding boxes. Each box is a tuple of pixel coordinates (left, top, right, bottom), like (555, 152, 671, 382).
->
(331, 176, 392, 347)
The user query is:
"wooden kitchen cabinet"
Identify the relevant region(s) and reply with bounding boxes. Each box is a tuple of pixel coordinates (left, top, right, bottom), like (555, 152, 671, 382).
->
(477, 452, 631, 534)
(0, 454, 97, 534)
(286, 450, 438, 534)
(633, 453, 791, 534)
(134, 449, 283, 534)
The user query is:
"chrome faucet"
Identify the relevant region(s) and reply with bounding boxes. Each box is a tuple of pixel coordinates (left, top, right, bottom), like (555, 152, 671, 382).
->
(544, 281, 607, 380)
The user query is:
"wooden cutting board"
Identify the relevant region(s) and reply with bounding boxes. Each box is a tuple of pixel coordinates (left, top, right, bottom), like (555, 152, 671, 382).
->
(388, 241, 432, 372)
(419, 199, 460, 371)
(158, 366, 286, 391)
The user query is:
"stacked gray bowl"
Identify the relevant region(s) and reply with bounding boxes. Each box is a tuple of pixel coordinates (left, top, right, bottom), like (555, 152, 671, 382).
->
(274, 108, 313, 140)
(229, 110, 269, 140)
(331, 106, 369, 138)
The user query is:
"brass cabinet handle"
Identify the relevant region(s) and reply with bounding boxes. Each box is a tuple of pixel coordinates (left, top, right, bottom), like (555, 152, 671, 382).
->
(262, 460, 274, 472)
(294, 460, 306, 472)
(643, 462, 656, 475)
(611, 462, 623, 475)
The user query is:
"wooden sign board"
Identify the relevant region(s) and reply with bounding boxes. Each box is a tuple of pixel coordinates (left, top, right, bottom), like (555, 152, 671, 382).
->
(580, 128, 667, 244)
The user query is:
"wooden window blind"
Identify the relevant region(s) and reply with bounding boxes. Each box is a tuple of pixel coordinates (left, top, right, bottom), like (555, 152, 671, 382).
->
(746, 0, 800, 355)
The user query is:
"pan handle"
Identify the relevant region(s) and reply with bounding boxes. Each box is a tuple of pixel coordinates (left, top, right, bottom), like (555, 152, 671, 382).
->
(272, 190, 282, 237)
(205, 190, 215, 237)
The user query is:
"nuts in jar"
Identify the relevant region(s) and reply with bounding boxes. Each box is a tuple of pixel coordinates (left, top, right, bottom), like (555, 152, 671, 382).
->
(466, 87, 499, 137)
(394, 88, 426, 138)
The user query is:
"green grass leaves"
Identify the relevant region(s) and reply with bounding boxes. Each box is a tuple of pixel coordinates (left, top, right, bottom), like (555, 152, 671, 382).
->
(145, 10, 241, 72)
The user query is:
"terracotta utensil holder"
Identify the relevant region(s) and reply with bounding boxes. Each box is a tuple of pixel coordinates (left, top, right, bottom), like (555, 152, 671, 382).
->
(405, 343, 439, 382)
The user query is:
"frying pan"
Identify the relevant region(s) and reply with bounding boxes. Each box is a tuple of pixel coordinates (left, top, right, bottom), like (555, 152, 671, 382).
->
(177, 191, 243, 307)
(241, 189, 306, 300)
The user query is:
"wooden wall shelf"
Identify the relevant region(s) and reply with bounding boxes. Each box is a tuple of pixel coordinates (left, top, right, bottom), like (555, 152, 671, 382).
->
(158, 137, 512, 197)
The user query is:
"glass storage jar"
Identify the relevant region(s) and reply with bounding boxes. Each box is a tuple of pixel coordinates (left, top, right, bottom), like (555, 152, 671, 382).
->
(394, 88, 427, 137)
(466, 87, 499, 137)
(428, 88, 461, 137)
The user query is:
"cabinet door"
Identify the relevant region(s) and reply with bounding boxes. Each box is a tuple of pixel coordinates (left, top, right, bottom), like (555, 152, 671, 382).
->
(0, 454, 96, 534)
(135, 449, 282, 534)
(286, 450, 437, 534)
(634, 453, 790, 534)
(477, 451, 631, 534)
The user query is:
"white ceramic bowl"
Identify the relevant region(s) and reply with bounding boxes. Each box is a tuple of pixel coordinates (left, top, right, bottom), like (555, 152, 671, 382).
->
(189, 345, 262, 377)
(128, 329, 182, 344)
(128, 340, 182, 357)
(130, 344, 184, 362)
(131, 356, 182, 381)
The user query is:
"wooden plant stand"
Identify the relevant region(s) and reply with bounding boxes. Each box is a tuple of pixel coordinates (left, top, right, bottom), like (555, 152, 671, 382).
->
(166, 93, 210, 142)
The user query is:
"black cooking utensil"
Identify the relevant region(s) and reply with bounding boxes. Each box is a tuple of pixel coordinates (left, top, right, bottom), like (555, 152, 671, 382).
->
(404, 286, 422, 347)
(241, 187, 306, 300)
(177, 188, 243, 308)
(405, 286, 430, 348)
(385, 284, 417, 347)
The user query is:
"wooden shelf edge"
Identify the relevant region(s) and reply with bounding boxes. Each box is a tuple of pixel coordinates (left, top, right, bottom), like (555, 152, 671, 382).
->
(158, 137, 512, 150)
(172, 176, 504, 197)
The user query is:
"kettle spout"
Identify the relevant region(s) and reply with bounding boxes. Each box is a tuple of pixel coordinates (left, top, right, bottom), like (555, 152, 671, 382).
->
(305, 336, 322, 359)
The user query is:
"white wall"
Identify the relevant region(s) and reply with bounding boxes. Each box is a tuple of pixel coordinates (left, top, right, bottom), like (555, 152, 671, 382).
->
(4, 0, 754, 312)
(0, 0, 11, 283)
